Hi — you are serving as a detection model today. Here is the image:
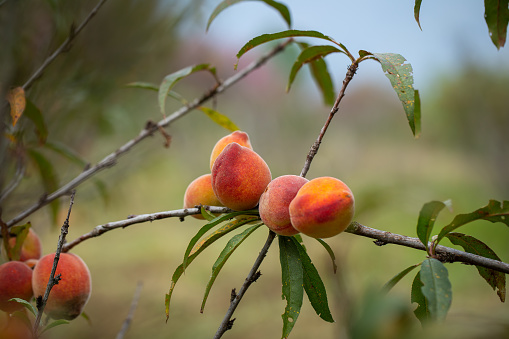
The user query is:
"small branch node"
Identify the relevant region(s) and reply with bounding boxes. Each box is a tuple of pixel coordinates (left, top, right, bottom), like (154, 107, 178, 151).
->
(373, 239, 387, 246)
(230, 288, 237, 303)
(226, 318, 236, 331)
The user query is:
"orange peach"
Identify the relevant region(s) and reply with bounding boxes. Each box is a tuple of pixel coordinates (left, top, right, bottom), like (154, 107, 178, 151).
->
(0, 261, 33, 313)
(183, 174, 223, 219)
(0, 313, 32, 339)
(210, 131, 253, 170)
(258, 175, 309, 236)
(289, 176, 354, 238)
(32, 253, 91, 320)
(8, 228, 42, 262)
(211, 142, 271, 211)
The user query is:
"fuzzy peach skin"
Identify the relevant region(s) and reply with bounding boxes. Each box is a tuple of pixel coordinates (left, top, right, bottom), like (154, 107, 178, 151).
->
(32, 253, 91, 320)
(209, 131, 253, 170)
(211, 142, 271, 211)
(289, 176, 354, 239)
(8, 228, 42, 262)
(0, 261, 33, 313)
(183, 173, 224, 219)
(259, 175, 309, 236)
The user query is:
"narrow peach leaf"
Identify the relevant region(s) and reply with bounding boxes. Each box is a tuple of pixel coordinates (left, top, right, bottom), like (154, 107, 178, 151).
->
(7, 87, 26, 127)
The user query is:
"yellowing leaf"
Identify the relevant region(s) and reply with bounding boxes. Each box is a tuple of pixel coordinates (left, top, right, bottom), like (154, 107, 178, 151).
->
(7, 87, 26, 127)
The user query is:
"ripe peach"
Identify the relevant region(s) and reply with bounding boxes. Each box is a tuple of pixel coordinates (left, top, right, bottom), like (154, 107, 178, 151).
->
(0, 313, 32, 339)
(289, 176, 354, 239)
(183, 174, 224, 219)
(8, 228, 42, 262)
(211, 142, 271, 211)
(210, 131, 253, 170)
(259, 175, 309, 236)
(32, 253, 91, 320)
(0, 261, 33, 313)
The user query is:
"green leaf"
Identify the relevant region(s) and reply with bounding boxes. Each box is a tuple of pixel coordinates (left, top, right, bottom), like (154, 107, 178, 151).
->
(200, 206, 217, 221)
(197, 107, 240, 132)
(200, 223, 263, 312)
(371, 53, 421, 137)
(416, 201, 447, 250)
(446, 232, 506, 302)
(279, 236, 304, 338)
(24, 98, 48, 144)
(411, 271, 430, 324)
(27, 149, 59, 225)
(165, 215, 258, 320)
(288, 44, 342, 98)
(484, 0, 509, 49)
(41, 319, 70, 334)
(436, 200, 509, 245)
(6, 223, 31, 261)
(159, 64, 216, 115)
(290, 237, 334, 323)
(419, 258, 452, 321)
(9, 297, 37, 316)
(236, 30, 341, 69)
(315, 238, 337, 273)
(206, 0, 291, 32)
(382, 263, 421, 294)
(414, 0, 423, 30)
(44, 141, 88, 167)
(182, 211, 259, 271)
(125, 81, 187, 105)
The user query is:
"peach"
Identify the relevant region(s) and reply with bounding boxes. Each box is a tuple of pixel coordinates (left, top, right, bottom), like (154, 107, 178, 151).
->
(8, 228, 42, 262)
(289, 176, 354, 239)
(259, 175, 309, 236)
(210, 131, 253, 170)
(183, 174, 224, 219)
(32, 252, 91, 320)
(0, 261, 33, 313)
(0, 313, 32, 339)
(211, 142, 271, 211)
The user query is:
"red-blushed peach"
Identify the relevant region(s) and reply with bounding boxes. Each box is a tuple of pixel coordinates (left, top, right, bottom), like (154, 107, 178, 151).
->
(183, 174, 224, 219)
(0, 312, 32, 339)
(0, 261, 33, 313)
(211, 142, 271, 211)
(289, 176, 354, 238)
(8, 228, 42, 262)
(32, 253, 91, 320)
(258, 175, 309, 236)
(210, 131, 253, 170)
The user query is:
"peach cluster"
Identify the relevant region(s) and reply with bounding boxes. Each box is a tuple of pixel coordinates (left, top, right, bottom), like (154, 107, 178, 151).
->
(1, 229, 92, 322)
(184, 131, 355, 239)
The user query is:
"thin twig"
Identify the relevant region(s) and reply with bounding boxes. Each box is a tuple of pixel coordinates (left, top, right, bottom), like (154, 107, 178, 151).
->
(22, 0, 109, 91)
(0, 159, 25, 203)
(6, 39, 292, 229)
(33, 190, 76, 335)
(116, 281, 143, 339)
(214, 230, 277, 339)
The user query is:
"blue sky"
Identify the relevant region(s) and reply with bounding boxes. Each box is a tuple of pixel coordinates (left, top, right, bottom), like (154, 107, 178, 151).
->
(201, 0, 509, 94)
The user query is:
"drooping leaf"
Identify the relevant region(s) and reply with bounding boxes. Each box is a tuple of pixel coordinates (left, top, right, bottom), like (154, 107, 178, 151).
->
(165, 216, 257, 321)
(414, 0, 423, 30)
(419, 258, 452, 321)
(315, 238, 337, 273)
(197, 106, 240, 132)
(236, 30, 342, 69)
(382, 263, 421, 294)
(206, 0, 291, 32)
(436, 200, 509, 245)
(200, 206, 217, 221)
(411, 271, 430, 324)
(7, 87, 26, 127)
(484, 0, 509, 49)
(24, 98, 48, 144)
(416, 201, 447, 250)
(279, 236, 304, 338)
(44, 141, 87, 167)
(27, 149, 59, 225)
(290, 237, 334, 323)
(182, 211, 259, 271)
(125, 82, 187, 105)
(200, 223, 263, 312)
(41, 319, 70, 334)
(9, 297, 37, 316)
(287, 44, 343, 96)
(6, 223, 31, 261)
(159, 64, 216, 115)
(308, 57, 336, 106)
(446, 232, 506, 302)
(371, 53, 421, 137)
(92, 178, 110, 207)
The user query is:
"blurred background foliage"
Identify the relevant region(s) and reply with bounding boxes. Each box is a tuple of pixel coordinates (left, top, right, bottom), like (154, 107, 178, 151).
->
(1, 0, 508, 338)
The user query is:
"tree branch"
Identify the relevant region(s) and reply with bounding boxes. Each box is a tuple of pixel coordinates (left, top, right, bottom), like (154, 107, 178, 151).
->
(6, 39, 292, 229)
(116, 281, 143, 339)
